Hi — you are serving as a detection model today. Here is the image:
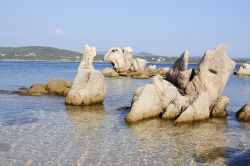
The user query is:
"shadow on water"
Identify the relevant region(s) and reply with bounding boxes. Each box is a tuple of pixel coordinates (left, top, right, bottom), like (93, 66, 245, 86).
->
(194, 146, 250, 166)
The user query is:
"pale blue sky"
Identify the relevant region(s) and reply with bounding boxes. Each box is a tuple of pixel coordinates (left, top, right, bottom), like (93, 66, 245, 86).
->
(0, 0, 249, 58)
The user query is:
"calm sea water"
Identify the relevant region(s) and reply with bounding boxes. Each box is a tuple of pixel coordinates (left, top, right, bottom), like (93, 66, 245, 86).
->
(0, 61, 250, 166)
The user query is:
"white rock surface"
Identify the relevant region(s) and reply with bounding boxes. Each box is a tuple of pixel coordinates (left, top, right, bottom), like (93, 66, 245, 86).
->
(78, 45, 96, 70)
(65, 69, 106, 105)
(165, 50, 191, 89)
(130, 58, 148, 72)
(104, 47, 148, 74)
(104, 47, 127, 73)
(66, 45, 106, 106)
(126, 44, 236, 123)
(235, 63, 250, 76)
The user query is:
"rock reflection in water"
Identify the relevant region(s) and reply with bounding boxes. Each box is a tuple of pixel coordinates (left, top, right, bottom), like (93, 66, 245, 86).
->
(128, 118, 228, 165)
(65, 105, 105, 137)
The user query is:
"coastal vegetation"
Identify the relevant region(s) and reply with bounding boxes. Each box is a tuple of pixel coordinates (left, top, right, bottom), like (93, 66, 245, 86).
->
(0, 46, 249, 63)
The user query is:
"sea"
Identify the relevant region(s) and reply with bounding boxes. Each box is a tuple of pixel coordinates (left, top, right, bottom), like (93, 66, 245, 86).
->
(0, 61, 250, 165)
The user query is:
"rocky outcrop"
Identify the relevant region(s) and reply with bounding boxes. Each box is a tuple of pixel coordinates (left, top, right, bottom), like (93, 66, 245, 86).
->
(130, 58, 148, 72)
(47, 80, 72, 96)
(126, 75, 185, 122)
(102, 68, 119, 77)
(235, 63, 250, 77)
(78, 45, 96, 70)
(165, 50, 192, 89)
(28, 84, 49, 95)
(126, 44, 236, 123)
(210, 96, 229, 117)
(148, 67, 170, 76)
(65, 69, 106, 105)
(9, 80, 73, 96)
(104, 47, 131, 73)
(123, 47, 133, 71)
(236, 104, 250, 121)
(66, 45, 106, 106)
(104, 47, 148, 75)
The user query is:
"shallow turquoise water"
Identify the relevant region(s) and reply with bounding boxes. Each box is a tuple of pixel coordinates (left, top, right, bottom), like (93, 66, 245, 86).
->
(0, 61, 249, 165)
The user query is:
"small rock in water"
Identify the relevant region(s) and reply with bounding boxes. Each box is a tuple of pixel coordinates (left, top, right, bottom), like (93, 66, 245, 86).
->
(235, 63, 250, 77)
(236, 104, 250, 121)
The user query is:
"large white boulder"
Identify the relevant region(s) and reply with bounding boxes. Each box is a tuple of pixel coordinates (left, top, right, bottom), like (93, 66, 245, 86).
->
(126, 44, 236, 123)
(165, 50, 192, 89)
(185, 44, 236, 102)
(125, 75, 183, 122)
(130, 58, 148, 72)
(78, 45, 96, 70)
(104, 47, 127, 73)
(104, 47, 148, 74)
(123, 47, 133, 71)
(65, 69, 106, 105)
(66, 45, 106, 106)
(235, 63, 250, 77)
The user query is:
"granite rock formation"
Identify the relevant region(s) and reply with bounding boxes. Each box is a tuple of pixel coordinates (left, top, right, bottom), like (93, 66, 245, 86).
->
(126, 44, 236, 123)
(66, 45, 106, 105)
(235, 63, 250, 77)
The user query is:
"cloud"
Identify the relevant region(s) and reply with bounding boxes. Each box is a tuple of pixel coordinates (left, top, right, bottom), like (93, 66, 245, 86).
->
(54, 28, 65, 36)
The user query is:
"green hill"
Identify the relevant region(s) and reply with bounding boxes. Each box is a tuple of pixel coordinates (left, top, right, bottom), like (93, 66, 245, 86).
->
(0, 46, 249, 63)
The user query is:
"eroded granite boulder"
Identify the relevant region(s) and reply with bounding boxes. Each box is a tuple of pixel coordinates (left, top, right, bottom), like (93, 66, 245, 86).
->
(126, 44, 236, 123)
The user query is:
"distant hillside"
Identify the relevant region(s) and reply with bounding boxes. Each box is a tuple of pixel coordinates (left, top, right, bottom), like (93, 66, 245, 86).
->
(0, 46, 82, 61)
(0, 46, 249, 63)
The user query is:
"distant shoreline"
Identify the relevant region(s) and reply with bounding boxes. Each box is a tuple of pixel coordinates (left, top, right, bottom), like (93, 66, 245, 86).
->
(0, 59, 245, 65)
(0, 59, 194, 64)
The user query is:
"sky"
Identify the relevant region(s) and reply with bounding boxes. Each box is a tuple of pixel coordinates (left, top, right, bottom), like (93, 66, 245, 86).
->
(0, 0, 249, 58)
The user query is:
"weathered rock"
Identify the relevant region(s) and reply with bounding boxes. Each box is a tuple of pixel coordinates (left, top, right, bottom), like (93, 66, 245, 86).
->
(126, 84, 162, 122)
(155, 67, 170, 76)
(175, 92, 212, 123)
(176, 44, 236, 123)
(235, 63, 250, 77)
(126, 75, 182, 122)
(210, 96, 229, 117)
(161, 95, 189, 119)
(65, 69, 106, 105)
(47, 80, 73, 96)
(102, 68, 119, 77)
(17, 84, 48, 96)
(126, 44, 236, 123)
(66, 45, 106, 106)
(185, 44, 236, 102)
(104, 47, 127, 73)
(78, 45, 96, 70)
(123, 47, 133, 71)
(236, 104, 250, 121)
(165, 50, 192, 89)
(104, 47, 149, 75)
(131, 74, 150, 79)
(29, 84, 49, 96)
(130, 58, 148, 72)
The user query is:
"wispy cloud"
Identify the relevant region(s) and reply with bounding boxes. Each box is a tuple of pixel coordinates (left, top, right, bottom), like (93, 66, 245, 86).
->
(54, 28, 65, 36)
